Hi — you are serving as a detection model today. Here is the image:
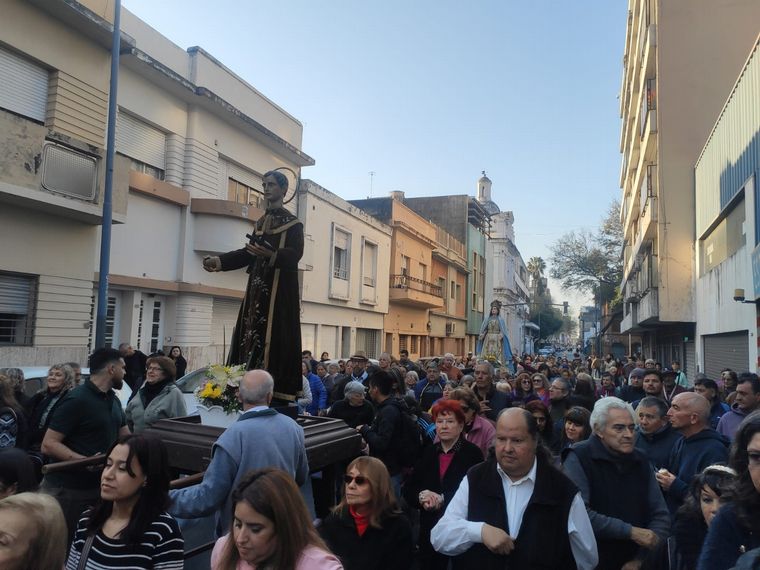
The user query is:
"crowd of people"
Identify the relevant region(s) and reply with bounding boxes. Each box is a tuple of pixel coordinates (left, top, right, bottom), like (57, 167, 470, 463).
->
(2, 347, 760, 569)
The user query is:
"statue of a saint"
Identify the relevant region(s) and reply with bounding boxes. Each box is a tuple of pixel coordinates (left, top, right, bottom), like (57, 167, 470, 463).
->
(202, 170, 303, 402)
(476, 300, 514, 368)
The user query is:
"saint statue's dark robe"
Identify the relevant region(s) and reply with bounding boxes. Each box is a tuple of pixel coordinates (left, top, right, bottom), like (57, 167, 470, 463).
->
(219, 207, 303, 401)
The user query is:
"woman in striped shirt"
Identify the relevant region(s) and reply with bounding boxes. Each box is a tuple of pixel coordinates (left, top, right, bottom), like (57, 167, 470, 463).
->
(65, 434, 184, 569)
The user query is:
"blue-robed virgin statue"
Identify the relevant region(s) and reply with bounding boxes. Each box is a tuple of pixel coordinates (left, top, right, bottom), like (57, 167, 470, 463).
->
(476, 300, 514, 371)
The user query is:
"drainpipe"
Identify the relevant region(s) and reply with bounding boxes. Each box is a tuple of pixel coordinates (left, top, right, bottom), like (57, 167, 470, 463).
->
(94, 0, 121, 349)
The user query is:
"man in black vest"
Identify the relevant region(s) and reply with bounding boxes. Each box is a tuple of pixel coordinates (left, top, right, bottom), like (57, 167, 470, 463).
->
(563, 397, 670, 570)
(431, 407, 598, 569)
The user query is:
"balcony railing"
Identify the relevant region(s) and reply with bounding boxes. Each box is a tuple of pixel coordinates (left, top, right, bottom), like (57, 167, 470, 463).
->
(390, 274, 443, 297)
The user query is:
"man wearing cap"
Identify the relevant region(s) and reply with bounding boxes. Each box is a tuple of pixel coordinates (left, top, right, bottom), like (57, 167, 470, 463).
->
(349, 351, 370, 384)
(661, 368, 686, 405)
(620, 368, 646, 404)
(415, 362, 446, 410)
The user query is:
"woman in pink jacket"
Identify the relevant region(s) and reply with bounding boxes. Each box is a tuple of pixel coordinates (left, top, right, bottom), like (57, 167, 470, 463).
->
(448, 387, 495, 459)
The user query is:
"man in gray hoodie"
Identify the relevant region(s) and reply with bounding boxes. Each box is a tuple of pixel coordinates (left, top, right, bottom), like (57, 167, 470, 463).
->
(717, 373, 760, 440)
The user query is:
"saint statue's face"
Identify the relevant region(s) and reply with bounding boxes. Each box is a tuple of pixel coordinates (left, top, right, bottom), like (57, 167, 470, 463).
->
(490, 306, 498, 316)
(262, 174, 286, 206)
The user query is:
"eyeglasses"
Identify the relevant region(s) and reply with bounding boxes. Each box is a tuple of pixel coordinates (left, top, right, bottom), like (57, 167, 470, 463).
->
(343, 474, 369, 486)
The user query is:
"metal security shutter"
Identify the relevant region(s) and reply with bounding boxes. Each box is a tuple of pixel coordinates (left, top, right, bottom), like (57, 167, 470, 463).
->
(684, 341, 696, 380)
(0, 46, 47, 122)
(703, 332, 749, 379)
(115, 112, 166, 169)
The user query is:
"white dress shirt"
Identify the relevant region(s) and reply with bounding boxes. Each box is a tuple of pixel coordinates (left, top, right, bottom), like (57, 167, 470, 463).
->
(430, 458, 598, 570)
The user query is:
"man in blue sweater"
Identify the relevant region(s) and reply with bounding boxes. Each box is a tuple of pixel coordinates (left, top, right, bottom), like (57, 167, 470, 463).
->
(655, 392, 729, 514)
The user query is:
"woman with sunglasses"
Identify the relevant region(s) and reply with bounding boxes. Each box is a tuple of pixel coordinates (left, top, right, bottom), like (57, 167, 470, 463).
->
(212, 468, 341, 570)
(319, 456, 413, 570)
(404, 400, 483, 570)
(509, 372, 539, 408)
(531, 372, 552, 407)
(65, 434, 183, 569)
(698, 412, 760, 570)
(448, 387, 495, 459)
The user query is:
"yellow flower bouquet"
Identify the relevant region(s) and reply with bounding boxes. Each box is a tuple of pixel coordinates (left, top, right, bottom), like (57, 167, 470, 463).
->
(195, 364, 246, 414)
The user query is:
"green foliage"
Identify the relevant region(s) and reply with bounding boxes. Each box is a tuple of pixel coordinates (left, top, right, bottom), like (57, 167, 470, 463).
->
(529, 305, 563, 340)
(548, 200, 623, 305)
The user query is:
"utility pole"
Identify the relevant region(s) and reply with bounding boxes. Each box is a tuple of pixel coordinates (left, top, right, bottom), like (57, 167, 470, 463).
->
(94, 0, 121, 349)
(369, 171, 375, 197)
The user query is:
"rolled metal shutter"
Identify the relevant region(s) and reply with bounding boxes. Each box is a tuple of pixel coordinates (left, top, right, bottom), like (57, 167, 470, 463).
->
(0, 274, 34, 314)
(226, 161, 262, 190)
(0, 46, 48, 122)
(703, 331, 749, 378)
(115, 112, 166, 170)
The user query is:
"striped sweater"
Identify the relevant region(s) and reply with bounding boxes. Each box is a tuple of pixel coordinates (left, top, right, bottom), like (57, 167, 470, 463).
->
(65, 511, 184, 570)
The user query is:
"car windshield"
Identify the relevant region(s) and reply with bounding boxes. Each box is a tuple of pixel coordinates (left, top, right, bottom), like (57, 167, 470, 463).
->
(177, 369, 209, 393)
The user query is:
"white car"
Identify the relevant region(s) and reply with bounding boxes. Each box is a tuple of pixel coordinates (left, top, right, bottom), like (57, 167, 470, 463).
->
(14, 366, 132, 409)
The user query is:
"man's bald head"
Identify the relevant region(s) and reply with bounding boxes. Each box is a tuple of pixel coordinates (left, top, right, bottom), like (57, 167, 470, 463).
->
(239, 369, 274, 407)
(667, 392, 711, 435)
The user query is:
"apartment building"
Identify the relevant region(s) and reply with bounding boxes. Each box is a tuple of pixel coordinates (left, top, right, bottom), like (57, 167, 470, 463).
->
(298, 180, 391, 360)
(350, 195, 444, 359)
(404, 192, 491, 354)
(695, 36, 760, 376)
(0, 0, 313, 367)
(617, 0, 760, 373)
(428, 225, 468, 357)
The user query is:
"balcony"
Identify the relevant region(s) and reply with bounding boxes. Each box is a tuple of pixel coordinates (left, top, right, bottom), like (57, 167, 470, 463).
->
(389, 274, 444, 309)
(638, 288, 659, 324)
(191, 198, 264, 254)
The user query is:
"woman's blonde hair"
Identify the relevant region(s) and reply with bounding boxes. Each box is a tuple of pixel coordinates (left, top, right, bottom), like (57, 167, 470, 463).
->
(48, 363, 77, 391)
(0, 492, 67, 570)
(333, 456, 401, 529)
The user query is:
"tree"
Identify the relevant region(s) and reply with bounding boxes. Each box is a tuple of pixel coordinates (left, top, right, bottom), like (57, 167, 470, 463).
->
(529, 304, 563, 341)
(527, 256, 547, 298)
(548, 200, 623, 305)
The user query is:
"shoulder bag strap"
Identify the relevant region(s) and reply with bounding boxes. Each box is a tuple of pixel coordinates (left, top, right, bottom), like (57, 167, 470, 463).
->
(77, 533, 96, 570)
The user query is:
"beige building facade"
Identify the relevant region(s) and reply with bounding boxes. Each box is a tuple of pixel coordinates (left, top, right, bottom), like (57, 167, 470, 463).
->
(617, 0, 760, 371)
(0, 0, 313, 367)
(298, 180, 391, 360)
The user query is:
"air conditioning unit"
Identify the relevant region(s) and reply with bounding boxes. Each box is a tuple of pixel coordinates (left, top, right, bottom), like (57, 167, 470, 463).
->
(41, 142, 97, 201)
(445, 322, 456, 336)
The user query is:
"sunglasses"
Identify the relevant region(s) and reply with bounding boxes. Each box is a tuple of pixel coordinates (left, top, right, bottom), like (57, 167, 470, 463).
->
(343, 474, 369, 486)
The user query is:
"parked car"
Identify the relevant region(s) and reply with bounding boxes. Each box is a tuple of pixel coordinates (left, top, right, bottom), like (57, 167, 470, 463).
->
(175, 367, 209, 415)
(15, 366, 132, 409)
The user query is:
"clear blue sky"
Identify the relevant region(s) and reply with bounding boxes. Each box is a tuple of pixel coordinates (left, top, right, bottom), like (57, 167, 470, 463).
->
(123, 0, 627, 311)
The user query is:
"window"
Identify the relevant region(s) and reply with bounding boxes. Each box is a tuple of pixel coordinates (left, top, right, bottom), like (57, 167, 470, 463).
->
(456, 283, 462, 302)
(0, 272, 37, 346)
(399, 335, 408, 352)
(450, 280, 456, 299)
(115, 111, 166, 180)
(362, 240, 378, 287)
(228, 178, 263, 207)
(356, 328, 379, 359)
(0, 46, 48, 122)
(700, 197, 746, 275)
(410, 335, 419, 354)
(221, 160, 264, 206)
(400, 255, 410, 276)
(438, 278, 446, 296)
(419, 262, 428, 282)
(332, 228, 350, 281)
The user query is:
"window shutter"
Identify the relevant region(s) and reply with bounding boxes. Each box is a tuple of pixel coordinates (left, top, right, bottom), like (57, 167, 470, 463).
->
(226, 161, 262, 190)
(0, 274, 33, 314)
(0, 46, 48, 122)
(116, 112, 166, 170)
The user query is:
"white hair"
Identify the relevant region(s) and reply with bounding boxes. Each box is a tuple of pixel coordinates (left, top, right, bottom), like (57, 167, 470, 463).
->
(590, 397, 635, 432)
